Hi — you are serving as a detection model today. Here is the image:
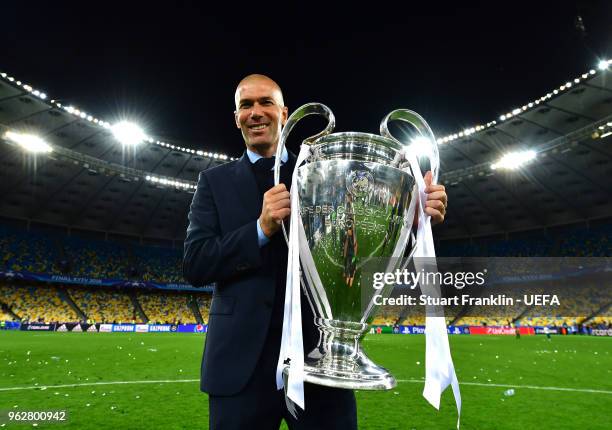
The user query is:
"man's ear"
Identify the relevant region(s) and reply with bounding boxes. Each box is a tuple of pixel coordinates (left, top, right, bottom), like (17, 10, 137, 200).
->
(281, 106, 289, 126)
(234, 111, 241, 129)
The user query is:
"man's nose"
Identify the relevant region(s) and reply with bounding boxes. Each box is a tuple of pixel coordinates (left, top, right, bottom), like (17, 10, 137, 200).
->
(249, 103, 263, 118)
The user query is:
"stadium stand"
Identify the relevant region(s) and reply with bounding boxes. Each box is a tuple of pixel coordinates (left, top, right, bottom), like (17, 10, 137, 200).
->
(195, 295, 211, 323)
(438, 221, 612, 257)
(0, 284, 78, 323)
(68, 286, 137, 324)
(137, 290, 198, 324)
(517, 284, 611, 327)
(0, 281, 211, 325)
(1, 222, 184, 282)
(2, 218, 610, 328)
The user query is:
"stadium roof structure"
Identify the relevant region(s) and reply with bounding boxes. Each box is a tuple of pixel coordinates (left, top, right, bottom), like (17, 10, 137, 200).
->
(0, 63, 611, 242)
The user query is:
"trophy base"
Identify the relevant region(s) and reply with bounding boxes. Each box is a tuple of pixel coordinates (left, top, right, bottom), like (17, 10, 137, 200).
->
(301, 350, 397, 390)
(284, 318, 397, 390)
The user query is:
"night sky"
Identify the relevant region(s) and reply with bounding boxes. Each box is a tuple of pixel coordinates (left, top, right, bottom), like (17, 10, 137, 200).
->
(2, 1, 611, 157)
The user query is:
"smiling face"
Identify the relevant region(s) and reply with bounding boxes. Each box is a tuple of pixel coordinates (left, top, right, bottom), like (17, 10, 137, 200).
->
(234, 75, 288, 157)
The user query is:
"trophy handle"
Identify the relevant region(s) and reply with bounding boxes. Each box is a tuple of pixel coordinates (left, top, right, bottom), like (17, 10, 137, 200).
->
(274, 102, 335, 187)
(379, 109, 439, 184)
(274, 103, 336, 245)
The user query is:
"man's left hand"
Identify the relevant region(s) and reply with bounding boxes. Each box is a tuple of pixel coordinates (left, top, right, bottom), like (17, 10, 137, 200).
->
(424, 170, 447, 225)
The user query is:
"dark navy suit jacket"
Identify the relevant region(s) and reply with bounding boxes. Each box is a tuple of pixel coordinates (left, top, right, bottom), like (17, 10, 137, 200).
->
(183, 151, 317, 396)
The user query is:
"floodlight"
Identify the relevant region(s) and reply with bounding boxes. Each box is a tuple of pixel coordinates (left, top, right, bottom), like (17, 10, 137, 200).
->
(598, 59, 609, 71)
(407, 136, 434, 158)
(111, 121, 146, 146)
(491, 150, 536, 170)
(4, 131, 52, 153)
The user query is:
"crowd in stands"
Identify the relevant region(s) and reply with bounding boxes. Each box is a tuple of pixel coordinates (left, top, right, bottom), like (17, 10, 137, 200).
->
(1, 280, 608, 331)
(133, 246, 183, 283)
(0, 309, 13, 322)
(369, 279, 611, 331)
(517, 284, 609, 328)
(438, 222, 612, 257)
(1, 219, 610, 329)
(137, 291, 198, 324)
(69, 287, 137, 324)
(0, 283, 211, 325)
(2, 220, 610, 283)
(0, 284, 77, 323)
(63, 236, 130, 280)
(1, 227, 57, 274)
(1, 223, 183, 283)
(590, 316, 611, 328)
(195, 295, 211, 324)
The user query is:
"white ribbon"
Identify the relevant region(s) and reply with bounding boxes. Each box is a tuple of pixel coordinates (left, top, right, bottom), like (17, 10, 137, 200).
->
(276, 143, 312, 415)
(405, 151, 462, 429)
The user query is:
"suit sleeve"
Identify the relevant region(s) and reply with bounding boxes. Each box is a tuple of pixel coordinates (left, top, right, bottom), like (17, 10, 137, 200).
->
(183, 172, 263, 286)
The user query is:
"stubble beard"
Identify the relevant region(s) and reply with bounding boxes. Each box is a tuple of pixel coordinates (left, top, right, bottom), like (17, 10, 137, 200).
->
(246, 136, 279, 158)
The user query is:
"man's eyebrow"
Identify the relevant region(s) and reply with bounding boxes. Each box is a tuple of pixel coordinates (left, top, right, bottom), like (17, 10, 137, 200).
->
(238, 96, 276, 106)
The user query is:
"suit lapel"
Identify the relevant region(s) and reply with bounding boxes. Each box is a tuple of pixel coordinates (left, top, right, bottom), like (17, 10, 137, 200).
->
(231, 153, 262, 221)
(230, 150, 298, 222)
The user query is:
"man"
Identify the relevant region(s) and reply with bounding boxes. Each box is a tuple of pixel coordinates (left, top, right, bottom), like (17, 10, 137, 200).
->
(183, 74, 448, 429)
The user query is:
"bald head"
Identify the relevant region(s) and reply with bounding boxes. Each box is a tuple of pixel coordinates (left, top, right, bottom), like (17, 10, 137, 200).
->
(233, 74, 289, 157)
(234, 74, 285, 109)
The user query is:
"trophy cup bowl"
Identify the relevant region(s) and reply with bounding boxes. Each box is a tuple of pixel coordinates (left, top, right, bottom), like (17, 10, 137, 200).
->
(275, 103, 439, 391)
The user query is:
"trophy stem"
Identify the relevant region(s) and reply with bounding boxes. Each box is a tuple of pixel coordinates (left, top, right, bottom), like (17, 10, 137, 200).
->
(299, 318, 397, 390)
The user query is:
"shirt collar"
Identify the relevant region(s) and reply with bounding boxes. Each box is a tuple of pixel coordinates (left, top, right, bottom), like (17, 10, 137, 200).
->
(246, 147, 288, 165)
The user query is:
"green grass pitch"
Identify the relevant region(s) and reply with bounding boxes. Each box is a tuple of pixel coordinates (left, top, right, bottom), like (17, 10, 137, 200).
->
(1, 331, 610, 429)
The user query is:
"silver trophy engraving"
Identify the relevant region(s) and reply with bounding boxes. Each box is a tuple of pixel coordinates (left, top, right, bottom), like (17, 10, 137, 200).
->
(275, 103, 439, 390)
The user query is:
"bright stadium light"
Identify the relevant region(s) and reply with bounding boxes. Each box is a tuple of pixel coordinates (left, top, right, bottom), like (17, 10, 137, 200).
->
(407, 136, 434, 158)
(4, 131, 52, 153)
(598, 59, 609, 70)
(491, 150, 536, 170)
(111, 121, 146, 146)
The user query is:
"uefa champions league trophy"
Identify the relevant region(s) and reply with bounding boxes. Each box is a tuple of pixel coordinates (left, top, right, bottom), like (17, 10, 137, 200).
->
(273, 103, 439, 391)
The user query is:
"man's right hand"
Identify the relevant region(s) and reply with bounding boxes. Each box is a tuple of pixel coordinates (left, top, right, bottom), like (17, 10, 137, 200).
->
(259, 184, 290, 238)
